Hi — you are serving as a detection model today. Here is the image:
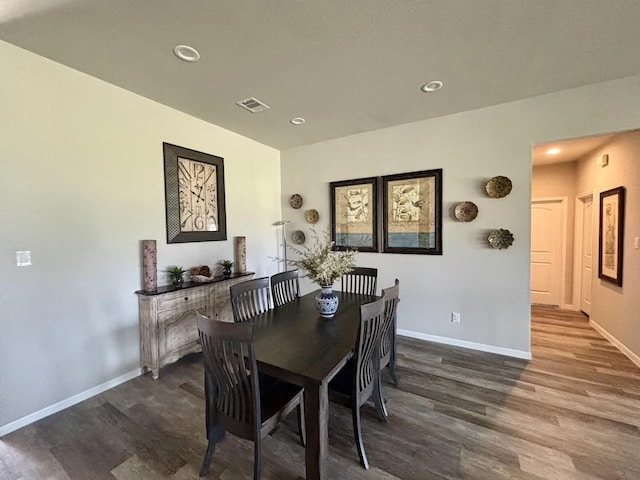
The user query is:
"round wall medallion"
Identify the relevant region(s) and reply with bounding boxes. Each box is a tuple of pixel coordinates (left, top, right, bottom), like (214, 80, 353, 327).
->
(289, 193, 303, 209)
(305, 209, 320, 224)
(485, 176, 513, 198)
(292, 230, 306, 245)
(488, 229, 514, 249)
(454, 201, 479, 222)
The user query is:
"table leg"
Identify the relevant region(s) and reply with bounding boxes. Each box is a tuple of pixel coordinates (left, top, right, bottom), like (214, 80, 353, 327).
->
(304, 381, 328, 480)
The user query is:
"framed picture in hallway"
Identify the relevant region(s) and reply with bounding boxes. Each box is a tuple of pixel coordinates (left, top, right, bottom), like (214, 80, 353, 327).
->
(381, 169, 443, 255)
(598, 186, 625, 286)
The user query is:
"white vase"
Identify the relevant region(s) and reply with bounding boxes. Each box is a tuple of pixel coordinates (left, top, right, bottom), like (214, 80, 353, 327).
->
(315, 285, 339, 318)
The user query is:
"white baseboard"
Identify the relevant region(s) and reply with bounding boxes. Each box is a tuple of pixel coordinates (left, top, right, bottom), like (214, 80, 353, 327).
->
(561, 303, 579, 311)
(589, 319, 640, 369)
(0, 368, 142, 438)
(397, 329, 532, 360)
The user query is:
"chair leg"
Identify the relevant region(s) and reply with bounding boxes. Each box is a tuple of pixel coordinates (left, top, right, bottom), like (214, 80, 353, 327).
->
(388, 363, 400, 387)
(297, 402, 306, 447)
(253, 437, 262, 480)
(373, 375, 388, 422)
(352, 405, 369, 470)
(389, 333, 399, 387)
(199, 439, 216, 477)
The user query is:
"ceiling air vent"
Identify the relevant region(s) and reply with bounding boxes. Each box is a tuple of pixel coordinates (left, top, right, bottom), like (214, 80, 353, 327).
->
(236, 97, 270, 113)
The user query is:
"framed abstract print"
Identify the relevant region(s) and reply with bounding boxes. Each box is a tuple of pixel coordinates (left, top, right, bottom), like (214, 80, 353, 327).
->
(330, 177, 378, 252)
(598, 186, 625, 286)
(163, 143, 227, 243)
(382, 169, 442, 255)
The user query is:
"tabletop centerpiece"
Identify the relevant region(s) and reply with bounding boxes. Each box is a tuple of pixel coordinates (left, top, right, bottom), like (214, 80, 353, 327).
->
(287, 229, 357, 318)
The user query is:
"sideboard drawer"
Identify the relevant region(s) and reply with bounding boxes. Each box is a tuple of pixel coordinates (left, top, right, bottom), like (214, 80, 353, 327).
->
(157, 289, 210, 312)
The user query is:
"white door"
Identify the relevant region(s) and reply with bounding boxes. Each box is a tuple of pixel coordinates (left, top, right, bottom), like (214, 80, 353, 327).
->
(531, 199, 564, 305)
(580, 196, 594, 314)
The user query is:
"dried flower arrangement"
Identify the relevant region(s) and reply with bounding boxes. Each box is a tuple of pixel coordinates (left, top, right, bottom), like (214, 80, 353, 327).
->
(286, 228, 356, 286)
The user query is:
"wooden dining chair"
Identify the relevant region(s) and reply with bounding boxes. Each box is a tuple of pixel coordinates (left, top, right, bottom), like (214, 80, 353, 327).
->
(230, 277, 272, 322)
(377, 279, 400, 418)
(196, 311, 305, 479)
(270, 270, 300, 307)
(328, 295, 386, 470)
(341, 267, 378, 296)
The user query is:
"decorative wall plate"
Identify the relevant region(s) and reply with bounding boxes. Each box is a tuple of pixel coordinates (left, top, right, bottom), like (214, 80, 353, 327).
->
(488, 229, 514, 249)
(454, 201, 478, 222)
(292, 230, 306, 244)
(289, 193, 303, 209)
(305, 208, 320, 224)
(485, 176, 513, 198)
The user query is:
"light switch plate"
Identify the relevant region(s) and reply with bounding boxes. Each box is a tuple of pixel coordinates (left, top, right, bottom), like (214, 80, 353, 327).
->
(16, 251, 32, 266)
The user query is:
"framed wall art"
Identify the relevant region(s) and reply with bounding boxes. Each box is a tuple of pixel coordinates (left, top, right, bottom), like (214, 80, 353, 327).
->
(163, 142, 227, 243)
(381, 169, 442, 255)
(330, 176, 378, 252)
(598, 186, 625, 286)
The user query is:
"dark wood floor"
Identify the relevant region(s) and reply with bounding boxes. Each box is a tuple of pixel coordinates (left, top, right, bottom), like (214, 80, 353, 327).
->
(2, 306, 639, 479)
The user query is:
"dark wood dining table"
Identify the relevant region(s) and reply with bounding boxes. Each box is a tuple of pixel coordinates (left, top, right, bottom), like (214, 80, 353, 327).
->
(252, 289, 377, 480)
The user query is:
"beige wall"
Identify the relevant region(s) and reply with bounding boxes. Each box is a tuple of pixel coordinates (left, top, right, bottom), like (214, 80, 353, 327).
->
(575, 131, 640, 361)
(0, 40, 282, 432)
(282, 74, 640, 361)
(532, 162, 578, 305)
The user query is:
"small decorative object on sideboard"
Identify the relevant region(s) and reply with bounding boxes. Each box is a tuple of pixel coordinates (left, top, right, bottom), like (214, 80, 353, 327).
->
(219, 259, 234, 276)
(142, 240, 157, 291)
(454, 201, 479, 222)
(191, 265, 215, 282)
(168, 265, 186, 285)
(485, 176, 513, 198)
(234, 236, 247, 273)
(488, 229, 514, 249)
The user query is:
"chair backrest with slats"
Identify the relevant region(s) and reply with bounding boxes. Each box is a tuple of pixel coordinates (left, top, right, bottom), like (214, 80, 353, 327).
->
(196, 311, 260, 441)
(341, 267, 378, 296)
(230, 277, 272, 322)
(270, 270, 300, 307)
(353, 296, 385, 407)
(380, 279, 400, 366)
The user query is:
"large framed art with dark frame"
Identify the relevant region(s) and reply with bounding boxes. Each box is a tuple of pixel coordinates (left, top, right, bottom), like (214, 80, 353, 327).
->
(163, 142, 227, 244)
(381, 169, 442, 255)
(598, 186, 625, 286)
(330, 176, 379, 252)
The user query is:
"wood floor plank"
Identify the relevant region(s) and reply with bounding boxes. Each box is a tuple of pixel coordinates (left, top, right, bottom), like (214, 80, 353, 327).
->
(1, 305, 639, 479)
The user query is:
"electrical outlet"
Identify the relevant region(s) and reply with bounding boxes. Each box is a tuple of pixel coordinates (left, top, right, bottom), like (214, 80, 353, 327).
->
(635, 237, 639, 249)
(451, 312, 461, 323)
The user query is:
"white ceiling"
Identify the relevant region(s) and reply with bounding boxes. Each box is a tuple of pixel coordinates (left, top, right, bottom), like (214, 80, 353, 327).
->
(2, 0, 640, 150)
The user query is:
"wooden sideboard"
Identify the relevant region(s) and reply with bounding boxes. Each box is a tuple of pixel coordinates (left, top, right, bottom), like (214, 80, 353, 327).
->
(135, 272, 254, 379)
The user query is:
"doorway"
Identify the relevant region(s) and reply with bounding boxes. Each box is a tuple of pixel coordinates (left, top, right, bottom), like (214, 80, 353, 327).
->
(575, 193, 594, 315)
(531, 198, 567, 306)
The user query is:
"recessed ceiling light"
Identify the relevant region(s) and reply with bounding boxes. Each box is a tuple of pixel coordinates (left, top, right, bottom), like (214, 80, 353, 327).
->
(421, 80, 443, 92)
(290, 117, 306, 125)
(547, 148, 560, 155)
(173, 45, 200, 62)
